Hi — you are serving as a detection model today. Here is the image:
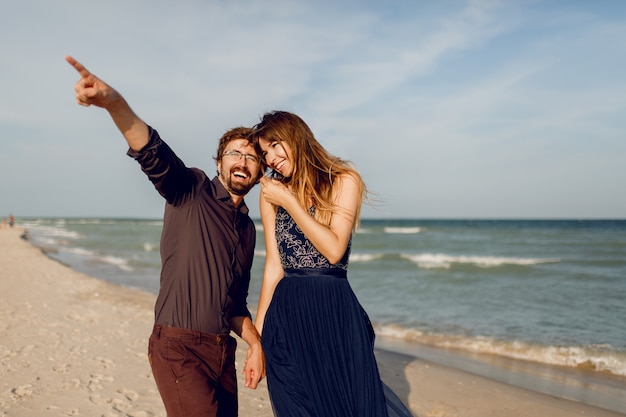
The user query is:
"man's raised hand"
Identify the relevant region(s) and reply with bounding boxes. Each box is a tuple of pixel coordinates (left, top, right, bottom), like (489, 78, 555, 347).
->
(65, 55, 120, 109)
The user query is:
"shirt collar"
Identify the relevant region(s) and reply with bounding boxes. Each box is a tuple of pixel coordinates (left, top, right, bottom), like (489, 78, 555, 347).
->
(211, 176, 250, 215)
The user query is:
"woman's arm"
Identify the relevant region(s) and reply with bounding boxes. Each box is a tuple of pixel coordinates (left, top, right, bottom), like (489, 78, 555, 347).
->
(253, 193, 285, 335)
(261, 172, 361, 264)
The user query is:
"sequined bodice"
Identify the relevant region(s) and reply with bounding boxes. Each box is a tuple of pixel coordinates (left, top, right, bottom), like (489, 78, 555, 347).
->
(275, 207, 350, 270)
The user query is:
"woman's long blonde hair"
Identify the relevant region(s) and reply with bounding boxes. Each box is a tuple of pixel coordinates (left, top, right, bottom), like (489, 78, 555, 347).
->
(251, 111, 366, 229)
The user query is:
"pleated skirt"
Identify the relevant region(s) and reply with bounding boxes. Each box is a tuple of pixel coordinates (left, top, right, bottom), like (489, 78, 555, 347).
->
(261, 268, 413, 417)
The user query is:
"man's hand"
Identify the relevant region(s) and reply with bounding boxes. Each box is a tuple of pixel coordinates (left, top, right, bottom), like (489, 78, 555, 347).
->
(65, 55, 121, 109)
(229, 316, 266, 389)
(65, 55, 149, 151)
(243, 342, 266, 389)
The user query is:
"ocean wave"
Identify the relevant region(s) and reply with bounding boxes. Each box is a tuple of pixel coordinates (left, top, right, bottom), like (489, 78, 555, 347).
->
(350, 253, 385, 262)
(35, 236, 62, 246)
(73, 218, 105, 224)
(144, 220, 164, 227)
(384, 227, 422, 234)
(375, 323, 626, 377)
(400, 253, 560, 269)
(65, 247, 97, 257)
(143, 243, 157, 252)
(99, 255, 133, 272)
(26, 224, 81, 240)
(64, 247, 133, 272)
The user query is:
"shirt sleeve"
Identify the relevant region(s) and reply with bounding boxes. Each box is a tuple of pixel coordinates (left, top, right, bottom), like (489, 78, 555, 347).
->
(228, 281, 252, 320)
(127, 126, 198, 206)
(227, 221, 256, 321)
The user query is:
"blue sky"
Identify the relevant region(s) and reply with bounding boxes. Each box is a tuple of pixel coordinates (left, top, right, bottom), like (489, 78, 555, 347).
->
(1, 0, 625, 219)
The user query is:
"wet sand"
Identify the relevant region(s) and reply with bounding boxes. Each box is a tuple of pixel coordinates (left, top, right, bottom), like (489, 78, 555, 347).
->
(1, 227, 623, 417)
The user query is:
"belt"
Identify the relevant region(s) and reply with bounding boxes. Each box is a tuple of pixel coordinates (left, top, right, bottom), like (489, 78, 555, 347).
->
(153, 324, 229, 345)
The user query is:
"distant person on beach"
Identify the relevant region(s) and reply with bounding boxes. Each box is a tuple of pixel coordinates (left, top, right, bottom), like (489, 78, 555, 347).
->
(250, 111, 413, 416)
(66, 56, 265, 417)
(8, 214, 14, 227)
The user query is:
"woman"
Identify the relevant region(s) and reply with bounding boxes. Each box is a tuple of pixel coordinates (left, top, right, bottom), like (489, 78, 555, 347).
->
(251, 111, 413, 417)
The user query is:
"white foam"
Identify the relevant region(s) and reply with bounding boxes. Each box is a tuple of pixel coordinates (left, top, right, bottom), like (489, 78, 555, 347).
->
(350, 253, 384, 262)
(65, 247, 96, 257)
(401, 253, 560, 269)
(143, 243, 157, 252)
(37, 237, 60, 246)
(74, 218, 103, 224)
(375, 323, 626, 376)
(384, 227, 422, 234)
(63, 247, 133, 272)
(33, 225, 81, 240)
(100, 255, 133, 272)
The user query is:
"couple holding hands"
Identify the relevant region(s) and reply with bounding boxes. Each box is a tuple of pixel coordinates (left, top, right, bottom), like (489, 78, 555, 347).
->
(66, 56, 412, 417)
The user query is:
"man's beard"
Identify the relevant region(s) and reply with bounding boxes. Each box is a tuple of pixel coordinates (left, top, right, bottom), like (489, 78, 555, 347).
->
(220, 168, 256, 196)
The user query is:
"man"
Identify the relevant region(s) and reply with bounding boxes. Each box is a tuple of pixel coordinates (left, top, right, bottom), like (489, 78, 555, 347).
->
(66, 56, 265, 417)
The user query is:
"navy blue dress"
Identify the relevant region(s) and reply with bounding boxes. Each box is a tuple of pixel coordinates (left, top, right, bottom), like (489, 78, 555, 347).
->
(262, 207, 413, 417)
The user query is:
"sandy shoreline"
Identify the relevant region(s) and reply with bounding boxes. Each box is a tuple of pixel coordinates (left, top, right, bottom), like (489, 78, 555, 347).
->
(1, 227, 623, 417)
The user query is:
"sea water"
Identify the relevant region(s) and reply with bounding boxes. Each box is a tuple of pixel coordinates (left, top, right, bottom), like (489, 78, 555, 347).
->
(18, 217, 626, 381)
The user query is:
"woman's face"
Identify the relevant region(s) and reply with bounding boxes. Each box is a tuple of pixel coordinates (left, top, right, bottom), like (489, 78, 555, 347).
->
(260, 138, 294, 178)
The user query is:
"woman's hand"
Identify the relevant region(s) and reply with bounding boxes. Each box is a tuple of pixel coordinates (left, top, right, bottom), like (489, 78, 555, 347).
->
(259, 176, 295, 208)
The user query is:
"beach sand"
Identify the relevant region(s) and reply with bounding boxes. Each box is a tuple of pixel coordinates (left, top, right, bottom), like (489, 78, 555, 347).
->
(1, 226, 623, 417)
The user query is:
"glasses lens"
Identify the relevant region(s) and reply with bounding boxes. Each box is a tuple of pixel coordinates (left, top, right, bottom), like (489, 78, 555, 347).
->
(224, 150, 258, 164)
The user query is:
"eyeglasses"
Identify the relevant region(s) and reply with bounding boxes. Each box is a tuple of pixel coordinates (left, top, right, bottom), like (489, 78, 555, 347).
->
(222, 150, 260, 165)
